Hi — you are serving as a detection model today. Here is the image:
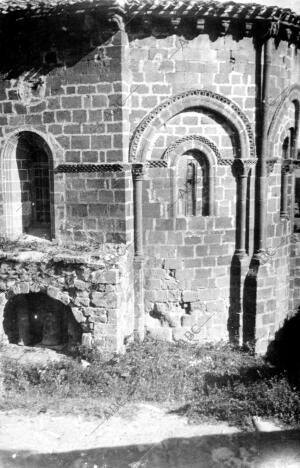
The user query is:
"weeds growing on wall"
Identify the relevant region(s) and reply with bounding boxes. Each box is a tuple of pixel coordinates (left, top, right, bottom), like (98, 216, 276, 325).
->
(2, 337, 300, 429)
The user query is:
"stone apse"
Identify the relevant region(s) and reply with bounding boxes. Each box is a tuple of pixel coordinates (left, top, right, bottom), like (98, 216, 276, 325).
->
(0, 0, 299, 353)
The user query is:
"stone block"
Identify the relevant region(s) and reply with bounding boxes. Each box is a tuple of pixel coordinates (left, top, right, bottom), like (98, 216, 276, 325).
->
(215, 217, 233, 229)
(82, 333, 93, 348)
(71, 135, 90, 150)
(145, 314, 161, 329)
(106, 308, 120, 325)
(181, 315, 192, 327)
(185, 236, 203, 245)
(0, 293, 6, 305)
(172, 327, 198, 343)
(19, 282, 30, 294)
(178, 246, 194, 258)
(102, 270, 120, 284)
(182, 290, 201, 302)
(30, 283, 42, 293)
(91, 291, 118, 308)
(85, 307, 108, 323)
(143, 204, 161, 218)
(175, 218, 187, 230)
(46, 285, 60, 300)
(71, 307, 85, 323)
(196, 246, 209, 256)
(187, 218, 206, 230)
(147, 326, 173, 342)
(148, 231, 166, 244)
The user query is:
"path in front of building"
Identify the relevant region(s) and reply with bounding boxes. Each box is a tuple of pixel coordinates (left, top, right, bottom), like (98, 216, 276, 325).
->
(0, 403, 299, 467)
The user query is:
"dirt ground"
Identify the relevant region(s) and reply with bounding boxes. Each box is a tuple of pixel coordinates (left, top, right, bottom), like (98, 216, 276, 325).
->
(0, 403, 239, 454)
(0, 406, 299, 468)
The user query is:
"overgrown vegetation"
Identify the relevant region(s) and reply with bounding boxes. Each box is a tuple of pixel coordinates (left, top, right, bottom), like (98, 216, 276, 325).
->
(2, 337, 300, 430)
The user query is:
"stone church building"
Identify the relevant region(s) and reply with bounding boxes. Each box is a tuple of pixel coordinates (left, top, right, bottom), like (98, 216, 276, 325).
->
(0, 0, 299, 354)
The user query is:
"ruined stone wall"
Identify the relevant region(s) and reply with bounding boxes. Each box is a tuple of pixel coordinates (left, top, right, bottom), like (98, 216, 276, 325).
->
(0, 11, 299, 353)
(0, 243, 134, 353)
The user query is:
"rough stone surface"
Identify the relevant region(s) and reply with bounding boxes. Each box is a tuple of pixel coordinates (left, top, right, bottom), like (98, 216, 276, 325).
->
(0, 6, 298, 354)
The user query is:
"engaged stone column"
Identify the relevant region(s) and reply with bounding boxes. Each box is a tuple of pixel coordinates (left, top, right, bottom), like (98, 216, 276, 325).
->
(132, 163, 145, 341)
(233, 159, 254, 257)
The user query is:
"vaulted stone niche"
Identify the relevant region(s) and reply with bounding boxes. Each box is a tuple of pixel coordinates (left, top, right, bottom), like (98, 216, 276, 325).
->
(3, 293, 82, 349)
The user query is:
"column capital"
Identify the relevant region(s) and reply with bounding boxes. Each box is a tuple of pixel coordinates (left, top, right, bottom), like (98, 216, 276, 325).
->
(266, 158, 278, 176)
(282, 159, 295, 174)
(132, 163, 145, 180)
(232, 158, 257, 178)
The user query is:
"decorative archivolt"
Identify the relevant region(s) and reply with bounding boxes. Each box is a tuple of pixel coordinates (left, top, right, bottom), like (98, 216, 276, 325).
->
(268, 84, 300, 157)
(129, 89, 256, 162)
(162, 135, 223, 166)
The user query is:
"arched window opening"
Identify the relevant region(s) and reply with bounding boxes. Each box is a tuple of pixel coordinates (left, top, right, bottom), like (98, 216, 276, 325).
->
(289, 127, 296, 159)
(2, 131, 54, 240)
(177, 149, 210, 217)
(3, 293, 82, 349)
(294, 172, 300, 232)
(280, 136, 290, 218)
(186, 160, 196, 216)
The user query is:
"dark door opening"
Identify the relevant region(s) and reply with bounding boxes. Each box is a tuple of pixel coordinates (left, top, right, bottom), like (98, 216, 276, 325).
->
(3, 293, 82, 350)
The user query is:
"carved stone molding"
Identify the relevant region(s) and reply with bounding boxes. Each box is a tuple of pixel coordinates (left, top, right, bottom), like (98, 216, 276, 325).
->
(293, 159, 300, 169)
(268, 84, 300, 140)
(267, 21, 280, 38)
(17, 72, 46, 106)
(217, 159, 235, 166)
(129, 89, 256, 162)
(162, 135, 222, 164)
(109, 13, 125, 31)
(146, 160, 168, 168)
(55, 164, 126, 173)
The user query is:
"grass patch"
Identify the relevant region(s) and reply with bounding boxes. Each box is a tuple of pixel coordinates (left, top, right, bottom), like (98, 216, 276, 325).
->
(2, 337, 300, 429)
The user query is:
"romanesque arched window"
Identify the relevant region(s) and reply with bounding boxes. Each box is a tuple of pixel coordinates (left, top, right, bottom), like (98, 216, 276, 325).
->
(177, 149, 210, 217)
(1, 131, 54, 240)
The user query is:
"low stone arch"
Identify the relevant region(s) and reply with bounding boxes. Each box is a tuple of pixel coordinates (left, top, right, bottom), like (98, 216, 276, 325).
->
(268, 84, 300, 159)
(0, 286, 82, 348)
(129, 89, 256, 162)
(0, 128, 64, 240)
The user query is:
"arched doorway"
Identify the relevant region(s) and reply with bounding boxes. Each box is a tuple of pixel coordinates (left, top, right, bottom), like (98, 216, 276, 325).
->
(3, 293, 82, 349)
(1, 131, 54, 240)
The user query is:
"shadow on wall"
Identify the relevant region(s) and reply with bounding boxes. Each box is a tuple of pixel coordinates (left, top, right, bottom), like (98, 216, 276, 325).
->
(228, 260, 258, 351)
(0, 9, 117, 79)
(266, 307, 300, 386)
